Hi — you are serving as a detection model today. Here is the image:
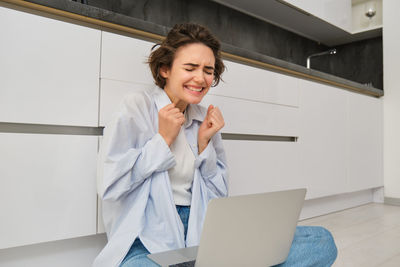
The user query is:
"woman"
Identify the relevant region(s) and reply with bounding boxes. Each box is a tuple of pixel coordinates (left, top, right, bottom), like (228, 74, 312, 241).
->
(94, 23, 228, 267)
(94, 23, 337, 267)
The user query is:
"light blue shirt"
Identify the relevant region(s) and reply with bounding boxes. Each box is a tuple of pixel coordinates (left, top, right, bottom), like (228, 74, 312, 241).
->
(94, 87, 228, 267)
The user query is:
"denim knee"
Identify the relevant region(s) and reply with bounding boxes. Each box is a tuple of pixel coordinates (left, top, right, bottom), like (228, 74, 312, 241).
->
(313, 226, 338, 265)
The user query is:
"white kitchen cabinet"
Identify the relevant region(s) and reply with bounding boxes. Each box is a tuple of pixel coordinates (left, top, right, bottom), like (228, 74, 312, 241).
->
(298, 79, 347, 199)
(0, 7, 100, 126)
(99, 76, 299, 137)
(101, 31, 154, 84)
(0, 133, 98, 249)
(222, 76, 383, 200)
(224, 140, 301, 197)
(346, 91, 383, 191)
(97, 195, 105, 234)
(283, 0, 352, 32)
(99, 79, 154, 127)
(216, 60, 299, 107)
(297, 79, 383, 199)
(352, 0, 382, 33)
(202, 94, 299, 137)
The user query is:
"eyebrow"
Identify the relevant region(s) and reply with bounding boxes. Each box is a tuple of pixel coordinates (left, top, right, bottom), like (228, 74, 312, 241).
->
(183, 63, 214, 70)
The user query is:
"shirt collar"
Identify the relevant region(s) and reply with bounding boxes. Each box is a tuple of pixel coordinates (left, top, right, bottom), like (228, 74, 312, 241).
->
(153, 86, 172, 112)
(152, 87, 204, 128)
(184, 104, 204, 128)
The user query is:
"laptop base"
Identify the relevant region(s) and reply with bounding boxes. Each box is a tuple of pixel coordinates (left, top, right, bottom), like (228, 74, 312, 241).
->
(147, 246, 198, 267)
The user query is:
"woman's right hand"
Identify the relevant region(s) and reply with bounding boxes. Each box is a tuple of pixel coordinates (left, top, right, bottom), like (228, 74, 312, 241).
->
(158, 103, 185, 146)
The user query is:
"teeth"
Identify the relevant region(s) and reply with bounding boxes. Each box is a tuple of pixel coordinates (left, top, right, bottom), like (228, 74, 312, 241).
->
(186, 86, 202, 92)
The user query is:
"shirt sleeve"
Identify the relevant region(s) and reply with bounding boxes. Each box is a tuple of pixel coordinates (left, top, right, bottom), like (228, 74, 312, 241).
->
(194, 132, 228, 198)
(99, 96, 176, 202)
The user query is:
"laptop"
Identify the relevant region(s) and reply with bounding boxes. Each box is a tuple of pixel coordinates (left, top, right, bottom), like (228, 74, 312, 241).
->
(148, 188, 306, 267)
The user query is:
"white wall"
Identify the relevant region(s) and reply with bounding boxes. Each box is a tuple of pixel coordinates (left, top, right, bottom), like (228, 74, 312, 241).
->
(383, 0, 400, 198)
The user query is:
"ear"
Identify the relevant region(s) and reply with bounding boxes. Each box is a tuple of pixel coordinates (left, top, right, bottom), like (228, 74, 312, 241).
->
(159, 65, 170, 79)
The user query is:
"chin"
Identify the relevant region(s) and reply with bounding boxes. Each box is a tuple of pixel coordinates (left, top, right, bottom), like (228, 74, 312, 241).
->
(186, 95, 205, 105)
(185, 99, 201, 105)
(184, 90, 209, 105)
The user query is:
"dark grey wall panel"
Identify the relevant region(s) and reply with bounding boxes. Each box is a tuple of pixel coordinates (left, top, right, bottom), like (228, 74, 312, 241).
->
(86, 0, 382, 90)
(23, 0, 383, 90)
(87, 0, 327, 66)
(311, 37, 383, 89)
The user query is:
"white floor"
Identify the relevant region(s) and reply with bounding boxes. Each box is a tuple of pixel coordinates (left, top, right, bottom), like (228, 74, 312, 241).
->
(299, 203, 400, 267)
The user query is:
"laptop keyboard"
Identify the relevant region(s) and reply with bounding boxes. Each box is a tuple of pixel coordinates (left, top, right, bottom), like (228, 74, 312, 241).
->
(169, 260, 196, 267)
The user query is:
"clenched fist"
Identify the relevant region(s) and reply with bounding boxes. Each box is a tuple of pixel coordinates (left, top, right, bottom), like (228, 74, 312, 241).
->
(198, 105, 225, 154)
(158, 103, 185, 146)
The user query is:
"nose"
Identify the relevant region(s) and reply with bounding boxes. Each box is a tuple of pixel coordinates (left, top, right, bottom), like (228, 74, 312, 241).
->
(193, 69, 206, 85)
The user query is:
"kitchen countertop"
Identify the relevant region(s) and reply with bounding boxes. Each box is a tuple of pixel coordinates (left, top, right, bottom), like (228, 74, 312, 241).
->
(3, 0, 383, 97)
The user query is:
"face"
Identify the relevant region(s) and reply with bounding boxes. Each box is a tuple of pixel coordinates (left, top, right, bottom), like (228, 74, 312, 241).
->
(160, 43, 215, 108)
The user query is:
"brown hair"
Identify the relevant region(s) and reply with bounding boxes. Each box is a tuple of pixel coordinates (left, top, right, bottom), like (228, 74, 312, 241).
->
(148, 23, 225, 89)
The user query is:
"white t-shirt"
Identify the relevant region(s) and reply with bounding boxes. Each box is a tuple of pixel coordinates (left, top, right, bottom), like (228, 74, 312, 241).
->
(168, 126, 195, 205)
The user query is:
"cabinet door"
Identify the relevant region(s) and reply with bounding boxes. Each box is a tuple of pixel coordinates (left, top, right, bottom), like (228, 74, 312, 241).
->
(0, 7, 100, 126)
(216, 60, 299, 107)
(283, 0, 352, 32)
(346, 92, 383, 191)
(201, 94, 299, 137)
(0, 133, 97, 249)
(298, 79, 347, 199)
(101, 31, 154, 84)
(99, 79, 153, 126)
(224, 140, 301, 197)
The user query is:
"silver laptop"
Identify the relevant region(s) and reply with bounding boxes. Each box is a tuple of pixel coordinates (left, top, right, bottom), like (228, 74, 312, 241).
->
(148, 188, 306, 267)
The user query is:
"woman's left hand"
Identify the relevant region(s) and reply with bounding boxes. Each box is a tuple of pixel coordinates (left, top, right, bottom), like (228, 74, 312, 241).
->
(198, 105, 225, 154)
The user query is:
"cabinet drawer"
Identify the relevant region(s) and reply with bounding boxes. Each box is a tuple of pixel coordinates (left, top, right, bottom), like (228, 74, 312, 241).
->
(202, 94, 299, 136)
(0, 133, 98, 249)
(101, 31, 154, 84)
(0, 7, 100, 126)
(214, 60, 299, 107)
(99, 79, 153, 126)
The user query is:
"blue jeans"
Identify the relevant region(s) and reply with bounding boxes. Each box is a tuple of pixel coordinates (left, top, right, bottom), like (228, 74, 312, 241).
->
(273, 226, 337, 267)
(120, 206, 337, 267)
(120, 206, 190, 267)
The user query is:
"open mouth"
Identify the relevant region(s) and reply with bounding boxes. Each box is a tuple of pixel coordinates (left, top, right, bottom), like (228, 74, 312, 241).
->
(185, 85, 204, 92)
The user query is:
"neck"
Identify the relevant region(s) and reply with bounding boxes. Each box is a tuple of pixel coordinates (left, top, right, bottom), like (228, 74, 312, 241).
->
(175, 100, 188, 112)
(164, 88, 188, 112)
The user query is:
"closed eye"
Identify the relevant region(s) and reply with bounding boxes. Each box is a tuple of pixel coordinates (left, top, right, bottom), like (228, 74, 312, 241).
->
(184, 63, 214, 73)
(184, 68, 212, 75)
